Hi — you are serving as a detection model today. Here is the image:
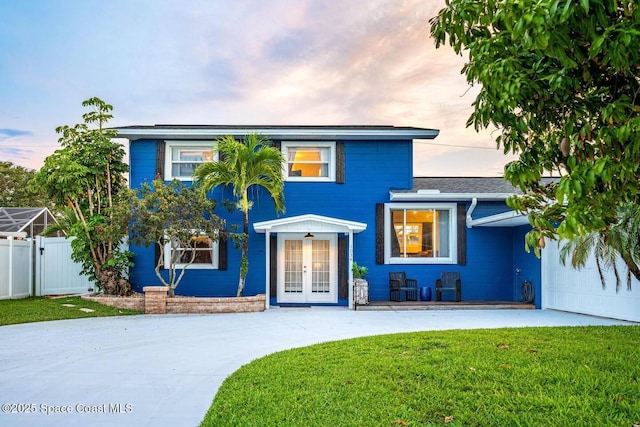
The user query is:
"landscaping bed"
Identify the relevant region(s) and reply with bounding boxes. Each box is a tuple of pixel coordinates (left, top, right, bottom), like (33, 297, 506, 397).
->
(82, 293, 145, 311)
(83, 287, 265, 314)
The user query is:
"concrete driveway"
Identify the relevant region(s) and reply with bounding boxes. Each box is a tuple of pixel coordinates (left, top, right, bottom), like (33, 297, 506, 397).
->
(0, 308, 634, 427)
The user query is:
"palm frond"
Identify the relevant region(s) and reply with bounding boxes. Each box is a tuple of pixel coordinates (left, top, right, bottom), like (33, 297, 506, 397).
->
(560, 202, 640, 291)
(191, 133, 286, 297)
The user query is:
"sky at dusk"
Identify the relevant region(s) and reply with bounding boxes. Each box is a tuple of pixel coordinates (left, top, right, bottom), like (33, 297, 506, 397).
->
(0, 0, 517, 176)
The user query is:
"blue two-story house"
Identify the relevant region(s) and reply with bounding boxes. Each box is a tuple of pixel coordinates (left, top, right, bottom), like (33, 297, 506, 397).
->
(116, 125, 542, 309)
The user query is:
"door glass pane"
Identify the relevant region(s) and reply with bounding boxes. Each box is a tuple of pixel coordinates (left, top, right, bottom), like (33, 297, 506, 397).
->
(284, 240, 302, 293)
(311, 240, 330, 293)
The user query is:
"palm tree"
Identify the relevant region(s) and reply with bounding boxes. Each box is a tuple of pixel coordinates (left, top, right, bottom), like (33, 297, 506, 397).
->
(559, 203, 640, 291)
(193, 134, 285, 297)
(42, 206, 77, 237)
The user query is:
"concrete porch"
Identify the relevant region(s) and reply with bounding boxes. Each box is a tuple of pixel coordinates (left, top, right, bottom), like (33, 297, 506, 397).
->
(355, 300, 535, 311)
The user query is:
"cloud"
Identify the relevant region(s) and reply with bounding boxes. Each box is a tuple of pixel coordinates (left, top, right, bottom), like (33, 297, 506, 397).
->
(0, 146, 31, 161)
(0, 0, 514, 176)
(0, 129, 35, 162)
(0, 128, 32, 140)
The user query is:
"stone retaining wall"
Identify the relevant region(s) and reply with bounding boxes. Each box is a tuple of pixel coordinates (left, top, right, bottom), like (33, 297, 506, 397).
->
(83, 295, 145, 311)
(83, 287, 266, 314)
(165, 295, 266, 314)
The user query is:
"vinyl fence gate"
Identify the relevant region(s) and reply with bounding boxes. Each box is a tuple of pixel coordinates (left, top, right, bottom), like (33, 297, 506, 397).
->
(35, 236, 93, 296)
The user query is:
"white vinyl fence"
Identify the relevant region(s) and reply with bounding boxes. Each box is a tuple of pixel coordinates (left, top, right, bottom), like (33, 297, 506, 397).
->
(0, 237, 32, 299)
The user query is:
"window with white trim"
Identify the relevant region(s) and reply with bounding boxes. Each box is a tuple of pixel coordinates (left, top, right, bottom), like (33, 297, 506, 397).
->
(385, 203, 457, 264)
(164, 233, 219, 270)
(282, 141, 336, 181)
(165, 141, 216, 181)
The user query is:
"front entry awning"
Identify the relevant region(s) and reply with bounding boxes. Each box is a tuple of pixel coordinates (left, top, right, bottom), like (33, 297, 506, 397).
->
(253, 214, 367, 310)
(253, 214, 367, 234)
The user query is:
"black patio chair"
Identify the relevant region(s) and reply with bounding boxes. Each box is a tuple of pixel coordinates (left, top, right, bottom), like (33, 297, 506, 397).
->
(435, 271, 461, 302)
(389, 272, 418, 302)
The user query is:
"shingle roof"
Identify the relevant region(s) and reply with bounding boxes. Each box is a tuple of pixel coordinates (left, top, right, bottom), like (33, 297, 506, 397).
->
(389, 177, 559, 201)
(413, 177, 560, 194)
(412, 177, 522, 194)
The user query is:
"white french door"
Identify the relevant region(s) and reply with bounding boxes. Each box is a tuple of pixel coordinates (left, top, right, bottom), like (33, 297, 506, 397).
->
(277, 233, 337, 303)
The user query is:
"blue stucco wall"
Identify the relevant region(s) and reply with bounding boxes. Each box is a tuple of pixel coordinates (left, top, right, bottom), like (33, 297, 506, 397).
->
(128, 138, 537, 304)
(128, 139, 415, 297)
(512, 224, 542, 308)
(364, 222, 516, 302)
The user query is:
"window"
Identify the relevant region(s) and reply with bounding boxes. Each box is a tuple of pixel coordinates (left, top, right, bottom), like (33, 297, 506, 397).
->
(165, 142, 216, 180)
(282, 141, 336, 181)
(385, 203, 457, 264)
(164, 233, 219, 270)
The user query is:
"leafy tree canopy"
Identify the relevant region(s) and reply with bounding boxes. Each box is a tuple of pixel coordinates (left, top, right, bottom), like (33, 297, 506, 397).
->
(31, 97, 132, 295)
(431, 0, 640, 253)
(129, 179, 224, 296)
(0, 161, 48, 208)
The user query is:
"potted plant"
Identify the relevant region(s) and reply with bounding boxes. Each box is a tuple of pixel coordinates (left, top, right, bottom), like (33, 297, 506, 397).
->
(352, 262, 368, 280)
(352, 262, 369, 305)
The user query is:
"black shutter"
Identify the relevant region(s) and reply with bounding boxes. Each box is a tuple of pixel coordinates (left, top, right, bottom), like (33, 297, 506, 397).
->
(156, 140, 166, 180)
(457, 203, 467, 265)
(218, 233, 228, 271)
(270, 235, 277, 297)
(336, 142, 345, 184)
(375, 203, 384, 264)
(338, 236, 348, 300)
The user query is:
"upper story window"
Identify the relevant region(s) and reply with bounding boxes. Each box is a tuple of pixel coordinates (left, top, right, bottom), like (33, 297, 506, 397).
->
(282, 141, 336, 182)
(385, 203, 457, 264)
(165, 141, 216, 181)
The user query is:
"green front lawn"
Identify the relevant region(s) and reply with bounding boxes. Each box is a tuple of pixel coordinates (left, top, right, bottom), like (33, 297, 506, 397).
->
(0, 296, 141, 326)
(202, 326, 640, 427)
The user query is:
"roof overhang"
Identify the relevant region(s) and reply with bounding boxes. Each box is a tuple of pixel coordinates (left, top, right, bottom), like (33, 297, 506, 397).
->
(254, 214, 367, 234)
(390, 190, 513, 202)
(468, 211, 531, 227)
(389, 191, 531, 228)
(115, 126, 439, 141)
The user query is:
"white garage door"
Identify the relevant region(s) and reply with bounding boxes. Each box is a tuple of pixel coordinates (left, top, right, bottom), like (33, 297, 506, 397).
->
(542, 241, 640, 322)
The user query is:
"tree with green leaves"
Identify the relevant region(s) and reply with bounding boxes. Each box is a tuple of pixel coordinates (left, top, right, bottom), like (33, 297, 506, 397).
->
(31, 97, 132, 295)
(128, 179, 225, 297)
(193, 134, 285, 297)
(0, 161, 48, 208)
(430, 0, 640, 253)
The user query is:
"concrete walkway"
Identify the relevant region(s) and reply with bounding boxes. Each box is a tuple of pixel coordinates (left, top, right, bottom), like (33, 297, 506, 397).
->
(0, 308, 634, 427)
